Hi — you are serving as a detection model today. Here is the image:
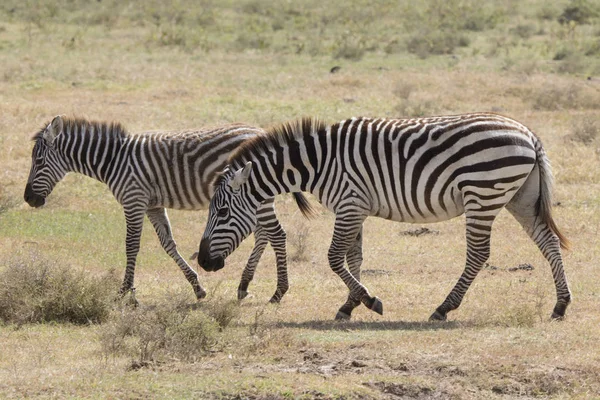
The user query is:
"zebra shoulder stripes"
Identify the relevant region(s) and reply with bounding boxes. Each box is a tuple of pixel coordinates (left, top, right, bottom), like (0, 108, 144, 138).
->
(198, 113, 571, 321)
(24, 115, 309, 303)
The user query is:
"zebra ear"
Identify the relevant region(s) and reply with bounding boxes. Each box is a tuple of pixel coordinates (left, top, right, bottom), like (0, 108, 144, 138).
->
(229, 162, 253, 191)
(43, 115, 64, 145)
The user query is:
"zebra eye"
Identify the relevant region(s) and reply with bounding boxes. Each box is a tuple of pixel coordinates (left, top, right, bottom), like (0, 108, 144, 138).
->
(217, 207, 229, 218)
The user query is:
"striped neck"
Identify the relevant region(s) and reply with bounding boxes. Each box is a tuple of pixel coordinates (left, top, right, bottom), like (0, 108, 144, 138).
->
(53, 118, 127, 184)
(230, 118, 326, 202)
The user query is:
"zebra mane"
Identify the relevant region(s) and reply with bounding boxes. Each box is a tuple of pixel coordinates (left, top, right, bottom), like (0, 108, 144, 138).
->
(31, 117, 129, 142)
(228, 117, 327, 166)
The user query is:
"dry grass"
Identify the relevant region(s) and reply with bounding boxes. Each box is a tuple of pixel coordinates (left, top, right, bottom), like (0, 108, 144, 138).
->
(1, 1, 600, 398)
(0, 250, 119, 325)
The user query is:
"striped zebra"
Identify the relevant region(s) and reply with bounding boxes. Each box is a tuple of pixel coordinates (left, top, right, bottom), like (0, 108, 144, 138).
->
(24, 115, 311, 303)
(197, 113, 572, 321)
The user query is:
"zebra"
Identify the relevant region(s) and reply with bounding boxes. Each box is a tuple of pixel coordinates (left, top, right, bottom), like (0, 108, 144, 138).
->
(197, 113, 572, 321)
(24, 115, 312, 303)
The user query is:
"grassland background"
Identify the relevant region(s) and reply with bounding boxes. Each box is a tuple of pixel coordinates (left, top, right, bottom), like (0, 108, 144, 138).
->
(0, 0, 599, 398)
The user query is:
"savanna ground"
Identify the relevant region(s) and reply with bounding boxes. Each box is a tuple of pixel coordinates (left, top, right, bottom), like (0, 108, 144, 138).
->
(0, 0, 599, 398)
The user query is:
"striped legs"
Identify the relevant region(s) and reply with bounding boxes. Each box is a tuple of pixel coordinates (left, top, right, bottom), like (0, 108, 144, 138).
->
(507, 206, 571, 319)
(238, 198, 289, 303)
(120, 207, 145, 299)
(237, 225, 268, 300)
(430, 215, 494, 321)
(147, 208, 206, 300)
(330, 212, 382, 320)
(335, 228, 364, 320)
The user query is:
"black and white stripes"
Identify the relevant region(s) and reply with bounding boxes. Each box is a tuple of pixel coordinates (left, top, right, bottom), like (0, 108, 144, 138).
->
(198, 113, 571, 320)
(24, 115, 303, 302)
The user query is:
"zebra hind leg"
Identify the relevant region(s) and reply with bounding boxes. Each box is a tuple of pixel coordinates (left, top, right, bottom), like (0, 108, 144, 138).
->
(238, 225, 268, 300)
(335, 228, 364, 320)
(429, 215, 494, 321)
(147, 208, 207, 300)
(506, 196, 572, 320)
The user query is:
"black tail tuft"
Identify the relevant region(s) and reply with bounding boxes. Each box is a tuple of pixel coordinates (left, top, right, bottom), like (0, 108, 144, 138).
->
(293, 192, 317, 219)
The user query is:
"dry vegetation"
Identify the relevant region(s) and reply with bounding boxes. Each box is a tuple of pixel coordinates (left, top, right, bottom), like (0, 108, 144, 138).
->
(1, 0, 600, 398)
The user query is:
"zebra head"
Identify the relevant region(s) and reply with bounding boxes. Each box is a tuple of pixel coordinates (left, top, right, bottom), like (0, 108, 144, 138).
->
(198, 162, 258, 272)
(24, 116, 68, 208)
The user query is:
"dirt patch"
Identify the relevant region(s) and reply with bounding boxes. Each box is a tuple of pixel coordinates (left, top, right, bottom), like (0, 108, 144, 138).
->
(484, 263, 535, 272)
(508, 263, 535, 272)
(363, 381, 444, 399)
(399, 227, 440, 237)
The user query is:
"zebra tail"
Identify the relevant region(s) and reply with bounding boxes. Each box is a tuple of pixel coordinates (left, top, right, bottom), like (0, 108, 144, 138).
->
(535, 140, 570, 251)
(293, 192, 317, 219)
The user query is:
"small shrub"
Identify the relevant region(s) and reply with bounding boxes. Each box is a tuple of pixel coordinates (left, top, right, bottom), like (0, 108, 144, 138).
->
(558, 0, 600, 25)
(511, 23, 537, 40)
(0, 192, 19, 215)
(538, 5, 561, 20)
(395, 99, 440, 118)
(393, 82, 415, 101)
(532, 82, 599, 111)
(289, 222, 310, 262)
(99, 297, 227, 364)
(568, 117, 599, 145)
(406, 30, 469, 59)
(205, 298, 241, 330)
(0, 251, 119, 325)
(334, 34, 365, 61)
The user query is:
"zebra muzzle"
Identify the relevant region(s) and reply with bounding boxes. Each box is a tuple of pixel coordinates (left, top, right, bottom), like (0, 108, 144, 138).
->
(197, 238, 225, 272)
(24, 184, 46, 208)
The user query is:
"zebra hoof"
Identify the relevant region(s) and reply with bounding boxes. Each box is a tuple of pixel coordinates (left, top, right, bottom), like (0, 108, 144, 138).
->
(370, 297, 383, 315)
(335, 310, 352, 320)
(195, 289, 207, 300)
(237, 289, 249, 301)
(429, 310, 447, 322)
(551, 303, 568, 320)
(268, 296, 281, 304)
(361, 296, 383, 315)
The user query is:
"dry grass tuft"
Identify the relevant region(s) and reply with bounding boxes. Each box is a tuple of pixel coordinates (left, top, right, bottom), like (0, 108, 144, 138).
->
(98, 291, 234, 365)
(288, 222, 310, 262)
(0, 250, 119, 325)
(567, 116, 599, 145)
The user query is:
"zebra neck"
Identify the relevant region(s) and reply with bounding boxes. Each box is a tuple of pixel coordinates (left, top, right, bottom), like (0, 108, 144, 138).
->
(56, 126, 126, 184)
(237, 142, 321, 201)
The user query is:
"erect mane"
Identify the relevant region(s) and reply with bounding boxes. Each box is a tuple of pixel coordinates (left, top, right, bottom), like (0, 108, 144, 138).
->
(228, 117, 327, 166)
(31, 116, 129, 141)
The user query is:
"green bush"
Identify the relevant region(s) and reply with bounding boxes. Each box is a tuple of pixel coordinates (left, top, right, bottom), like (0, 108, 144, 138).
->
(0, 251, 119, 325)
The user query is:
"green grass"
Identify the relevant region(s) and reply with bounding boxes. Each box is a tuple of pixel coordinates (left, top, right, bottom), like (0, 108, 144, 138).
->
(1, 0, 600, 398)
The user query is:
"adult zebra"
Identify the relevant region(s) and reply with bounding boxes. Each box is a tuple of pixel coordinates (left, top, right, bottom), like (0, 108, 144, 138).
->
(24, 115, 311, 303)
(198, 113, 572, 321)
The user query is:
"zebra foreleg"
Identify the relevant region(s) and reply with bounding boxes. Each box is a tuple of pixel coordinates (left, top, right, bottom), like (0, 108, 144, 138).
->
(252, 199, 290, 303)
(238, 225, 269, 300)
(146, 208, 206, 300)
(336, 228, 364, 320)
(330, 214, 382, 320)
(430, 216, 493, 321)
(120, 208, 146, 303)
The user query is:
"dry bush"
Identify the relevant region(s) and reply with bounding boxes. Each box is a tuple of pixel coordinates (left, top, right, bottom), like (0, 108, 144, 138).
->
(288, 222, 310, 263)
(0, 192, 19, 215)
(567, 116, 599, 145)
(0, 250, 119, 325)
(98, 292, 237, 364)
(532, 82, 599, 111)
